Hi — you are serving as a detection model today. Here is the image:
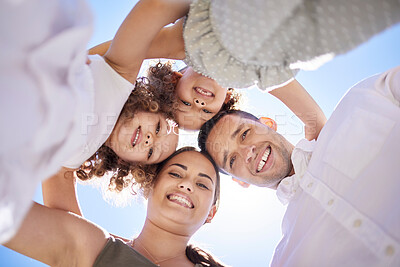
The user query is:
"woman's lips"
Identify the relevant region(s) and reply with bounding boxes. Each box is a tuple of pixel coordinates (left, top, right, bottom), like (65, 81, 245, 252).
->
(193, 86, 214, 98)
(167, 193, 194, 209)
(131, 126, 141, 147)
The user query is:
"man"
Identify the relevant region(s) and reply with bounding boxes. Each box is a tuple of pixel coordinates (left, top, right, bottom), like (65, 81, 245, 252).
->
(198, 67, 400, 266)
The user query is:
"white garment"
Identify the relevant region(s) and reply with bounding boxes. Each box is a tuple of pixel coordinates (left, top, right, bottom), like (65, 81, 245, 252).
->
(273, 67, 400, 266)
(63, 55, 134, 169)
(0, 0, 94, 243)
(183, 0, 400, 90)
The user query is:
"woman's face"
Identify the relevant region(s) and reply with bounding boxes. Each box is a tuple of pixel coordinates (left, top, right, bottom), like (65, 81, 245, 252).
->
(108, 112, 179, 164)
(175, 67, 228, 130)
(147, 151, 218, 236)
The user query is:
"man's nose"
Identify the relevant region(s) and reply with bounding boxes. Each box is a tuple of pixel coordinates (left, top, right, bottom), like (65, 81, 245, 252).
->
(241, 145, 256, 163)
(194, 98, 206, 108)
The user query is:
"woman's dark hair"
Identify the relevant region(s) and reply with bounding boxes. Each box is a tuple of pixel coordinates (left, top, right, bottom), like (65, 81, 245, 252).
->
(186, 244, 226, 267)
(75, 69, 178, 194)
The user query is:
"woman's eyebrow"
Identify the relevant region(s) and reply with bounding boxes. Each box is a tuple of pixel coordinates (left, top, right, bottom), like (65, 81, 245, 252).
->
(169, 163, 187, 170)
(198, 173, 214, 184)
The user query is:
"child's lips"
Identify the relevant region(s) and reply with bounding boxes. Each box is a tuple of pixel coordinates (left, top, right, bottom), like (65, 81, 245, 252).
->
(131, 126, 141, 147)
(194, 86, 214, 98)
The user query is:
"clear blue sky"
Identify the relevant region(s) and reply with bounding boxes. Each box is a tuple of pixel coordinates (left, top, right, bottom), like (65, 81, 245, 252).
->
(1, 1, 399, 266)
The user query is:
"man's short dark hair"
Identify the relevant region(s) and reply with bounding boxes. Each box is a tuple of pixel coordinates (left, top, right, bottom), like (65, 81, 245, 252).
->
(198, 110, 259, 154)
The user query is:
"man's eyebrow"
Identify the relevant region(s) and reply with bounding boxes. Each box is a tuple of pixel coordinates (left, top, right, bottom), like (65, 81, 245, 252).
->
(198, 173, 214, 184)
(169, 163, 187, 170)
(222, 123, 244, 169)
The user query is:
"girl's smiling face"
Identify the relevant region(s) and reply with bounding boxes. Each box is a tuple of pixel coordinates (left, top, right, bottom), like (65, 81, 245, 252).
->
(107, 112, 179, 164)
(175, 67, 228, 130)
(147, 150, 218, 236)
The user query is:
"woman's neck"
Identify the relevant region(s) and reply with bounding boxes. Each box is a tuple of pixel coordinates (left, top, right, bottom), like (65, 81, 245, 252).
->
(133, 218, 192, 266)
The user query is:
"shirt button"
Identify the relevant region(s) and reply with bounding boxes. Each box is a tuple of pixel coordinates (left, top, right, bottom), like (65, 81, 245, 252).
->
(283, 180, 289, 185)
(353, 219, 362, 228)
(385, 245, 394, 256)
(307, 182, 313, 188)
(327, 199, 334, 206)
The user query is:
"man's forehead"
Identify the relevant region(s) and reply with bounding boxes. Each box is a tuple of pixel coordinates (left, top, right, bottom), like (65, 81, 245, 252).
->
(214, 114, 258, 133)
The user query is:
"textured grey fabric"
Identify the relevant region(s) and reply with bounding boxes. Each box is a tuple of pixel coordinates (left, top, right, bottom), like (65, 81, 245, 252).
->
(183, 0, 400, 90)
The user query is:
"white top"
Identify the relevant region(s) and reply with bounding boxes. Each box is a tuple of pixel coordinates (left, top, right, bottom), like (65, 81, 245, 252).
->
(273, 66, 400, 266)
(183, 0, 400, 90)
(63, 55, 134, 168)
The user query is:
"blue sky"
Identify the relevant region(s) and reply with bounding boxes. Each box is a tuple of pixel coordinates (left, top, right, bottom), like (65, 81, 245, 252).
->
(1, 1, 399, 266)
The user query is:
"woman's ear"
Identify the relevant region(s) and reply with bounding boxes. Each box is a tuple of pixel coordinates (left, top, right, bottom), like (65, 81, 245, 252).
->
(205, 205, 217, 223)
(259, 117, 277, 131)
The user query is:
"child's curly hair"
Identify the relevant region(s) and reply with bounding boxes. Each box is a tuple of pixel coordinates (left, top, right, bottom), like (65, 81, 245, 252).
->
(75, 66, 178, 194)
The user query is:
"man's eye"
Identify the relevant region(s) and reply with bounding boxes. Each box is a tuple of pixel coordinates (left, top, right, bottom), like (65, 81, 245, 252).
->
(181, 100, 191, 106)
(156, 121, 160, 134)
(147, 148, 153, 160)
(202, 109, 212, 114)
(168, 172, 182, 178)
(229, 156, 236, 169)
(197, 183, 209, 190)
(241, 129, 250, 141)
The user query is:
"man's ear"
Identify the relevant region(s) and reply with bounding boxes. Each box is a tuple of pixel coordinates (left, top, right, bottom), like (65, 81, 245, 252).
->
(205, 205, 217, 223)
(259, 117, 277, 131)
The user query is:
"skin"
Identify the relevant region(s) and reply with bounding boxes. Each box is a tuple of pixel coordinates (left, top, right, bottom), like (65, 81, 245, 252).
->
(175, 67, 228, 130)
(107, 111, 179, 164)
(206, 114, 295, 189)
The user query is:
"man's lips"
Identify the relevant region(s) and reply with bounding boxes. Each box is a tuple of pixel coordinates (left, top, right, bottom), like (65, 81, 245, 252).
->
(255, 146, 272, 173)
(193, 86, 214, 98)
(131, 126, 141, 147)
(167, 192, 194, 209)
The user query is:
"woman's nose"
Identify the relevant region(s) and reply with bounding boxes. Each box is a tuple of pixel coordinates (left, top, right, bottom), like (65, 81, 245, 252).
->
(194, 98, 206, 108)
(178, 181, 193, 192)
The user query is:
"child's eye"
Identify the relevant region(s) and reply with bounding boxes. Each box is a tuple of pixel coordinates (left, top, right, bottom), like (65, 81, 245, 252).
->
(168, 172, 182, 178)
(156, 121, 160, 134)
(181, 100, 191, 106)
(202, 109, 212, 114)
(147, 148, 153, 160)
(229, 155, 236, 169)
(241, 129, 250, 141)
(197, 183, 209, 190)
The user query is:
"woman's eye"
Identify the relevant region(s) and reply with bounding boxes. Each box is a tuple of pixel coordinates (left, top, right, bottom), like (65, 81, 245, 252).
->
(156, 121, 161, 134)
(202, 109, 212, 114)
(168, 172, 182, 178)
(147, 148, 153, 160)
(181, 100, 191, 106)
(197, 183, 209, 190)
(229, 156, 236, 169)
(241, 129, 250, 141)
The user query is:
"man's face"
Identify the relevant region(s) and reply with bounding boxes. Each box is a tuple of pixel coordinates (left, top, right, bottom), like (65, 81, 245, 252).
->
(206, 114, 294, 189)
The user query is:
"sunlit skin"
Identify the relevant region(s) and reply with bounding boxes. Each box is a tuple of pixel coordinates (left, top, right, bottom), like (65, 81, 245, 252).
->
(206, 114, 295, 189)
(107, 112, 179, 164)
(175, 67, 228, 130)
(147, 151, 217, 236)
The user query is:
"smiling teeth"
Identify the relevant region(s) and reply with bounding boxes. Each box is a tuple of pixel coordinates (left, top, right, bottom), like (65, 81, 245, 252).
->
(195, 87, 212, 96)
(257, 147, 271, 172)
(168, 195, 194, 208)
(132, 127, 140, 147)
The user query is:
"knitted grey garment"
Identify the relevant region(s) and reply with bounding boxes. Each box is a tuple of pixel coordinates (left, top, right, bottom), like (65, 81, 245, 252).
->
(183, 0, 400, 90)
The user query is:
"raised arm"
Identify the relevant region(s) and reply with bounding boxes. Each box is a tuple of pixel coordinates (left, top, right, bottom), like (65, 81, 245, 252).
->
(270, 79, 327, 140)
(104, 0, 190, 83)
(3, 202, 109, 267)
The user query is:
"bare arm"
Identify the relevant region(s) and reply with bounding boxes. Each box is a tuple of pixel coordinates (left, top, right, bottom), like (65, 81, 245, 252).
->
(270, 79, 327, 140)
(89, 18, 185, 60)
(105, 0, 190, 83)
(4, 203, 108, 267)
(42, 167, 82, 216)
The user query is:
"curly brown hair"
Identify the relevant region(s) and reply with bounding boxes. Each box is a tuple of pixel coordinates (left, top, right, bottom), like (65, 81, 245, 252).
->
(75, 68, 178, 194)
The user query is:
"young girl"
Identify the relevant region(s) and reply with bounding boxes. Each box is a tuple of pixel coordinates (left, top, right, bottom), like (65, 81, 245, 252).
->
(7, 147, 226, 267)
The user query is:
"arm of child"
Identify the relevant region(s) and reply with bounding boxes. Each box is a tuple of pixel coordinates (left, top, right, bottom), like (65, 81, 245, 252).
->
(3, 202, 109, 267)
(104, 0, 190, 83)
(42, 167, 82, 216)
(269, 79, 327, 140)
(89, 18, 185, 60)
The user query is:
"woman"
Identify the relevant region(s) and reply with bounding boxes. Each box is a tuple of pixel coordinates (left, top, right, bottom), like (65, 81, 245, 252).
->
(6, 147, 225, 266)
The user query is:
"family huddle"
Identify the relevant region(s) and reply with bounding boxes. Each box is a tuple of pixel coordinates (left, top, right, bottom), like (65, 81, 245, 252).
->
(1, 0, 400, 266)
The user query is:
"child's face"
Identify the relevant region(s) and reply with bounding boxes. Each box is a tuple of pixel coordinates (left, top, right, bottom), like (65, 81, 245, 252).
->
(175, 67, 228, 130)
(108, 112, 179, 164)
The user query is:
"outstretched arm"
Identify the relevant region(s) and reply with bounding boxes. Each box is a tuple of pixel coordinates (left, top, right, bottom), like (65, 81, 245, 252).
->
(270, 79, 327, 140)
(104, 0, 190, 83)
(3, 202, 109, 267)
(89, 18, 185, 60)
